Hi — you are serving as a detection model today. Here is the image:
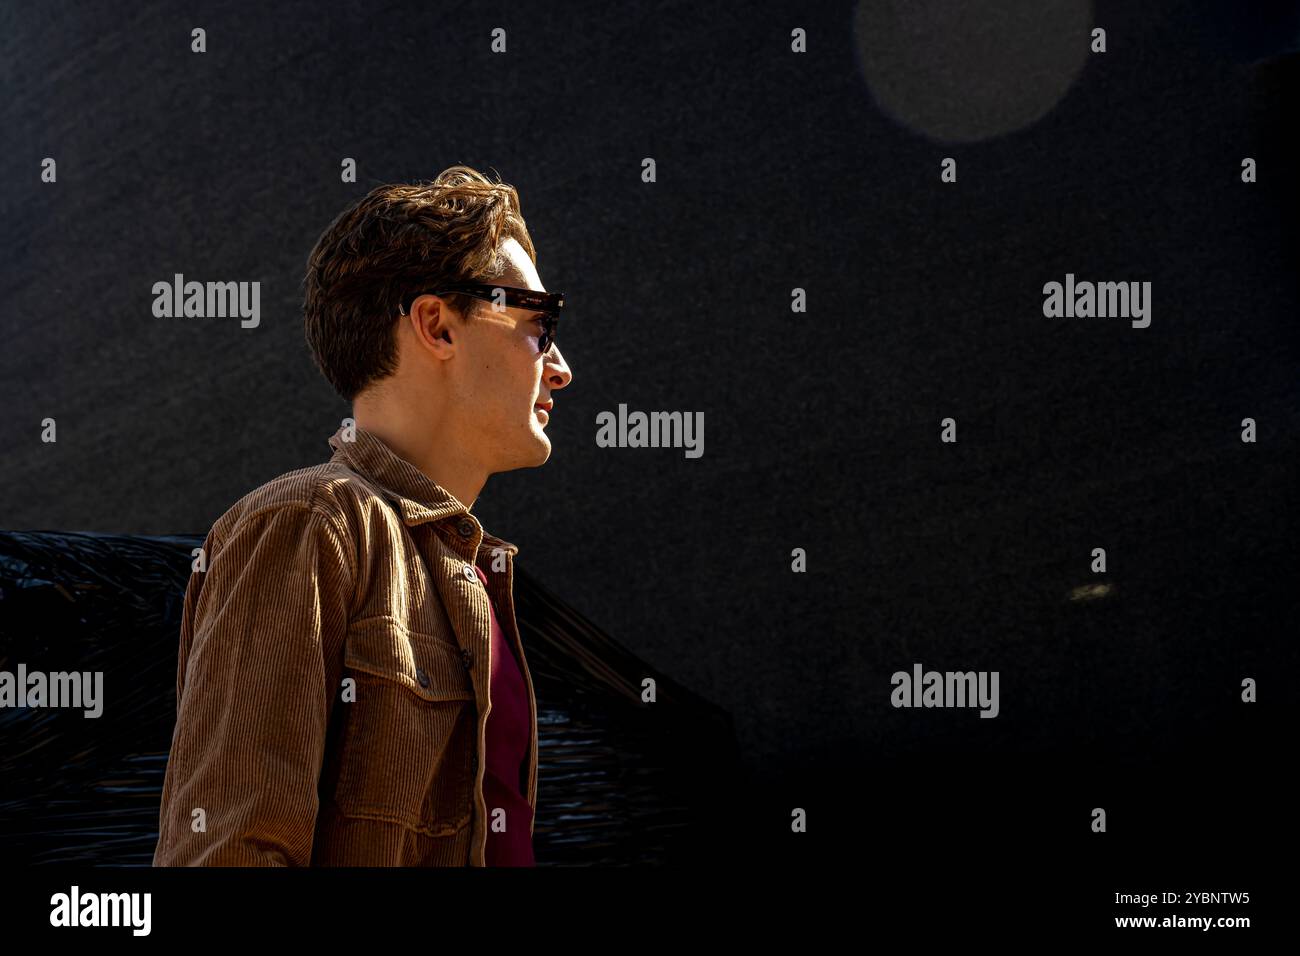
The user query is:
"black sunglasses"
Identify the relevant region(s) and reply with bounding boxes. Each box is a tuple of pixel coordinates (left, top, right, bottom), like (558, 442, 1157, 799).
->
(401, 282, 566, 354)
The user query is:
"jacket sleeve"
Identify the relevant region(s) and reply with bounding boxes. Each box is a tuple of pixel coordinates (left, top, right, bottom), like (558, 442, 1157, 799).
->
(153, 502, 354, 866)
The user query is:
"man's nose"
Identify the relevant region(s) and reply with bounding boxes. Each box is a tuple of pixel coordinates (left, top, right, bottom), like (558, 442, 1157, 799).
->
(544, 346, 572, 388)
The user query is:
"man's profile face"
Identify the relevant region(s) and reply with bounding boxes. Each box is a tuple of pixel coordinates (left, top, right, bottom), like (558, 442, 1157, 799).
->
(448, 237, 572, 473)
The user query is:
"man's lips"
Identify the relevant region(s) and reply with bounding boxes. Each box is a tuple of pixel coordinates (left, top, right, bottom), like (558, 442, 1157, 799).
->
(534, 401, 553, 412)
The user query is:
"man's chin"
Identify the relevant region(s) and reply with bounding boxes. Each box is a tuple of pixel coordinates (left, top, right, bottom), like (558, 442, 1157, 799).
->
(485, 438, 550, 475)
(506, 432, 551, 468)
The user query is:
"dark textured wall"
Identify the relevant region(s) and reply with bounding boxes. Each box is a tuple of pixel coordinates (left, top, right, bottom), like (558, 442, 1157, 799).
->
(2, 0, 1296, 868)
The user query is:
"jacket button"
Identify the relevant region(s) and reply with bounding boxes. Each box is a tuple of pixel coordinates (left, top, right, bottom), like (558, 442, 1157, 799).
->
(461, 648, 473, 670)
(462, 564, 478, 581)
(457, 517, 476, 538)
(415, 668, 430, 688)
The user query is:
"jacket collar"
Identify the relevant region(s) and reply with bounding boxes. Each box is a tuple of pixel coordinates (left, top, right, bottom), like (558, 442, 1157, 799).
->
(327, 422, 520, 556)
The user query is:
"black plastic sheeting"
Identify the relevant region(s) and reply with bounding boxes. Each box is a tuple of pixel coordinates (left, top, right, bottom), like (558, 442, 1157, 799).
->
(0, 529, 743, 866)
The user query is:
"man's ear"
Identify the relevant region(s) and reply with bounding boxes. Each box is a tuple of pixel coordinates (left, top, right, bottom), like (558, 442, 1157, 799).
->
(411, 297, 456, 351)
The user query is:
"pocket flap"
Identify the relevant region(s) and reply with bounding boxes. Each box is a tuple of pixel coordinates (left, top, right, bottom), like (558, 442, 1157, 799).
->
(345, 616, 475, 702)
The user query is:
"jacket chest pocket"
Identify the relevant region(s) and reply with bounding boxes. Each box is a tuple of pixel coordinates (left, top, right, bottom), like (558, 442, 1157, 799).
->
(335, 617, 478, 836)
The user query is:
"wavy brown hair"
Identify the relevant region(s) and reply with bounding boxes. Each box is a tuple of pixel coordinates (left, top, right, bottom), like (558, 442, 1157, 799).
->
(302, 165, 537, 401)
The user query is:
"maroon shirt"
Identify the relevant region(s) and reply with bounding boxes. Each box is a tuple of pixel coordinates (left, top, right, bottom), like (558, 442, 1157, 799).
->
(473, 564, 535, 866)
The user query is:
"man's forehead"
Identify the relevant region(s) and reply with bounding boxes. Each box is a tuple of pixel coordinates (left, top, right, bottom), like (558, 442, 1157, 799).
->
(499, 237, 544, 291)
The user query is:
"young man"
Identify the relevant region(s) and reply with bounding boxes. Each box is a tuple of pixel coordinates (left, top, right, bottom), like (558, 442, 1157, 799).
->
(153, 165, 573, 866)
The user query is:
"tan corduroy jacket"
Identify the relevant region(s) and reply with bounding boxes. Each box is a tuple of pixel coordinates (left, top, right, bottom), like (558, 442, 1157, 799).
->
(153, 423, 538, 866)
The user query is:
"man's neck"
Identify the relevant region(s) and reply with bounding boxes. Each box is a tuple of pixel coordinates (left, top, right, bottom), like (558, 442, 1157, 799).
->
(352, 403, 484, 512)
